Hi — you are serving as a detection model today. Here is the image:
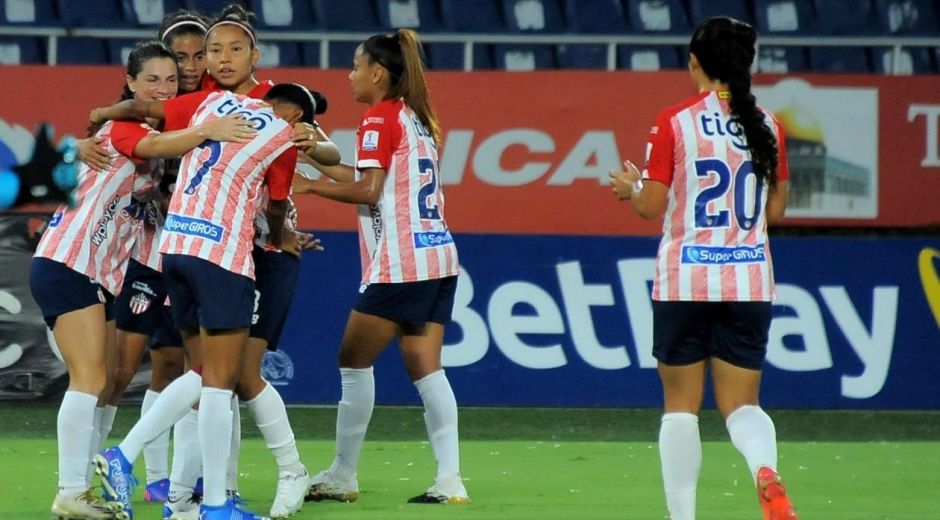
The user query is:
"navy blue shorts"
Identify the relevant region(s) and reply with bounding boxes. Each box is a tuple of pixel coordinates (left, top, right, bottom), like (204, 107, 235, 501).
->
(162, 254, 255, 332)
(29, 257, 114, 329)
(151, 304, 183, 349)
(354, 276, 458, 328)
(114, 259, 167, 337)
(652, 300, 772, 370)
(250, 247, 299, 349)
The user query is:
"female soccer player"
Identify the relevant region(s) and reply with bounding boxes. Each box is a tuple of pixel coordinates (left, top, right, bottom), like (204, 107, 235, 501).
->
(609, 16, 797, 520)
(31, 40, 253, 520)
(294, 29, 468, 505)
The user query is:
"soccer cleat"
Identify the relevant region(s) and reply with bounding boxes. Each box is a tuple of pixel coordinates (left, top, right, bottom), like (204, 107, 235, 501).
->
(162, 490, 201, 520)
(304, 470, 359, 503)
(407, 474, 470, 505)
(51, 489, 121, 519)
(199, 499, 271, 520)
(756, 466, 798, 520)
(93, 447, 137, 519)
(194, 478, 204, 498)
(146, 478, 171, 503)
(270, 470, 311, 518)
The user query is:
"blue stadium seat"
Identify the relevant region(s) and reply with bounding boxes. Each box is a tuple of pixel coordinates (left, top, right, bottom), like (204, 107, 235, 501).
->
(687, 0, 752, 25)
(808, 47, 872, 72)
(58, 0, 127, 26)
(108, 38, 139, 65)
(439, 0, 503, 32)
(756, 46, 808, 72)
(874, 0, 938, 34)
(182, 0, 246, 17)
(0, 37, 43, 63)
(618, 45, 680, 70)
(250, 0, 316, 30)
(556, 44, 608, 69)
(301, 41, 320, 67)
(314, 0, 380, 30)
(812, 0, 878, 34)
(326, 40, 360, 68)
(754, 0, 815, 33)
(121, 0, 183, 26)
(425, 42, 493, 70)
(376, 0, 443, 31)
(257, 41, 301, 66)
(627, 0, 689, 34)
(873, 46, 933, 74)
(56, 37, 109, 64)
(0, 0, 60, 25)
(494, 44, 554, 70)
(503, 0, 566, 32)
(563, 0, 626, 32)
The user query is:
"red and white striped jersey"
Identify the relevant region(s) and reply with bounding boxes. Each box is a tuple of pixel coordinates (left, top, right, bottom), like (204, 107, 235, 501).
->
(35, 121, 159, 296)
(158, 90, 296, 279)
(354, 99, 460, 285)
(644, 91, 790, 302)
(254, 188, 298, 252)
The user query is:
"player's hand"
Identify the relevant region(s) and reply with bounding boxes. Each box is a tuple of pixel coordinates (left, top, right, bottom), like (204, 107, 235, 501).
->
(291, 122, 319, 153)
(76, 137, 111, 171)
(609, 161, 642, 200)
(89, 107, 107, 125)
(297, 231, 324, 252)
(203, 115, 257, 143)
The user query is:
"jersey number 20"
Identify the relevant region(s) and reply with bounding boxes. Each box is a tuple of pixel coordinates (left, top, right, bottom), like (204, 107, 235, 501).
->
(693, 159, 763, 230)
(417, 158, 442, 221)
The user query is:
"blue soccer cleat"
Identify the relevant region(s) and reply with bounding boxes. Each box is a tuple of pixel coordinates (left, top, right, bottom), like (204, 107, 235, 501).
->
(199, 499, 270, 520)
(194, 477, 204, 498)
(146, 478, 171, 503)
(93, 447, 138, 519)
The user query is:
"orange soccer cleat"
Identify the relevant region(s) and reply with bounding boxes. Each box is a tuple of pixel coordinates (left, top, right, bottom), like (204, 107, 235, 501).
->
(756, 466, 798, 520)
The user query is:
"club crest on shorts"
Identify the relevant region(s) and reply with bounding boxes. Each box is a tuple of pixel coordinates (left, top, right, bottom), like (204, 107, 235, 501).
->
(129, 293, 152, 315)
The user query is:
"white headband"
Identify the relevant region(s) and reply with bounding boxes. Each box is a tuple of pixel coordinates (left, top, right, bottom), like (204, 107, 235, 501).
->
(207, 20, 257, 46)
(160, 20, 206, 42)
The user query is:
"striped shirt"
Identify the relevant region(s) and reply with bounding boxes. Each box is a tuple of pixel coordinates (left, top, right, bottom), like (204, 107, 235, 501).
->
(158, 90, 296, 279)
(645, 91, 790, 302)
(35, 121, 158, 295)
(354, 99, 460, 285)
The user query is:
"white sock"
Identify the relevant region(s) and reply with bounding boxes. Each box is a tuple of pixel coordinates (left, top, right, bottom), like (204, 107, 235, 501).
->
(98, 405, 117, 449)
(199, 387, 233, 507)
(119, 370, 201, 463)
(414, 370, 460, 481)
(142, 390, 170, 484)
(58, 391, 98, 495)
(328, 367, 374, 482)
(246, 383, 304, 476)
(226, 396, 240, 492)
(726, 405, 778, 482)
(86, 406, 104, 487)
(659, 413, 701, 520)
(169, 409, 201, 494)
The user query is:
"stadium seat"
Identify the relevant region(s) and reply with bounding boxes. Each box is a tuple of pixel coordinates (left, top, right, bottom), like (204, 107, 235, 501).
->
(121, 0, 183, 26)
(873, 46, 933, 74)
(182, 0, 245, 17)
(249, 0, 316, 30)
(808, 47, 872, 72)
(626, 0, 689, 34)
(874, 0, 938, 34)
(56, 37, 109, 64)
(563, 0, 627, 33)
(439, 0, 504, 32)
(57, 0, 128, 26)
(0, 0, 60, 25)
(687, 0, 752, 25)
(503, 0, 566, 32)
(753, 0, 815, 33)
(556, 44, 608, 69)
(494, 44, 555, 70)
(756, 46, 808, 72)
(313, 0, 380, 30)
(618, 45, 680, 70)
(376, 0, 443, 31)
(812, 0, 878, 34)
(301, 41, 320, 66)
(256, 41, 301, 66)
(326, 40, 360, 68)
(108, 38, 139, 65)
(425, 42, 494, 70)
(0, 37, 42, 63)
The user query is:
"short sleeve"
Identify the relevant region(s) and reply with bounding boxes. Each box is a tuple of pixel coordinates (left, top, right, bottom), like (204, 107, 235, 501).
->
(644, 109, 676, 186)
(264, 147, 298, 201)
(355, 106, 395, 171)
(111, 121, 155, 160)
(163, 90, 213, 132)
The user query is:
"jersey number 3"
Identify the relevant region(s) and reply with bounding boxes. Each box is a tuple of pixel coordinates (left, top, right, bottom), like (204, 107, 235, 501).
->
(693, 159, 763, 230)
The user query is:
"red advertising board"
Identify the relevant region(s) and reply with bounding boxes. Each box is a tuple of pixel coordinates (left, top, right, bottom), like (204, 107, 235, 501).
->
(1, 66, 938, 234)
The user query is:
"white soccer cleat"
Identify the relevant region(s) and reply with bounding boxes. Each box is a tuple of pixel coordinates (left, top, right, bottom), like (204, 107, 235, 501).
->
(270, 470, 312, 518)
(161, 489, 201, 520)
(407, 473, 470, 505)
(304, 470, 359, 503)
(51, 489, 122, 519)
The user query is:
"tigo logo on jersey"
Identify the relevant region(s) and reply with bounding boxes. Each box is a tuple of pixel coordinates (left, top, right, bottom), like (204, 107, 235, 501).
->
(164, 214, 223, 242)
(362, 130, 380, 151)
(681, 244, 766, 265)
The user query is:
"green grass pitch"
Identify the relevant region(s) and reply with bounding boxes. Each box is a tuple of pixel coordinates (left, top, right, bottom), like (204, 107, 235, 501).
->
(1, 405, 937, 519)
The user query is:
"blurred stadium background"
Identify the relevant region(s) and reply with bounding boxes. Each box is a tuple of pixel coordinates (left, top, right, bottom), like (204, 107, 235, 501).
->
(1, 1, 939, 518)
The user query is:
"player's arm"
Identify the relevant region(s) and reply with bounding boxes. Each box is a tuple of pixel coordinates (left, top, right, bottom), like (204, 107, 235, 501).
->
(610, 161, 668, 220)
(293, 123, 342, 166)
(76, 137, 111, 171)
(90, 99, 164, 125)
(264, 147, 299, 249)
(766, 180, 788, 225)
(132, 115, 256, 159)
(298, 168, 386, 205)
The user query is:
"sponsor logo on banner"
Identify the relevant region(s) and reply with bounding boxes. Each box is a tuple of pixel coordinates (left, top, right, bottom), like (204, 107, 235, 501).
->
(261, 350, 294, 386)
(920, 247, 940, 328)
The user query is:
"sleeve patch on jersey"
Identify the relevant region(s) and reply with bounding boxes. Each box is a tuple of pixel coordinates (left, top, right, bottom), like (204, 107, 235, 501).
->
(364, 116, 385, 125)
(362, 130, 380, 151)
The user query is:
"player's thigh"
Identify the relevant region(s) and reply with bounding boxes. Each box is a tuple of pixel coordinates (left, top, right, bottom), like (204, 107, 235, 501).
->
(149, 345, 185, 391)
(658, 361, 707, 414)
(711, 357, 763, 418)
(399, 322, 445, 382)
(337, 310, 400, 368)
